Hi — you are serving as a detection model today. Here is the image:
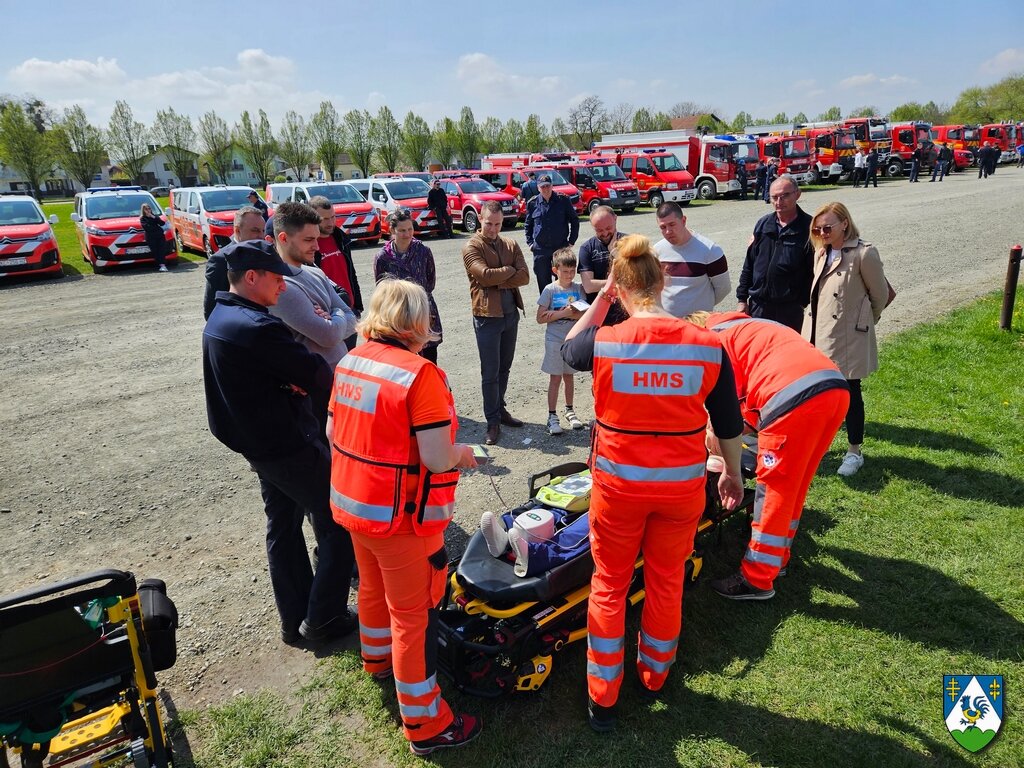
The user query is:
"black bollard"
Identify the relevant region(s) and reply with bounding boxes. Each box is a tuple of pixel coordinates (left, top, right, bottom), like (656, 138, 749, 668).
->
(1000, 244, 1023, 331)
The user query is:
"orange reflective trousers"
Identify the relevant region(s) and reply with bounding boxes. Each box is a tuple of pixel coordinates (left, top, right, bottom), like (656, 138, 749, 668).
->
(586, 483, 704, 706)
(742, 388, 850, 590)
(350, 530, 453, 742)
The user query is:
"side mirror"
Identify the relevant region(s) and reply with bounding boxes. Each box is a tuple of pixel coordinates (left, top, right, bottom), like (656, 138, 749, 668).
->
(48, 214, 59, 225)
(188, 205, 200, 214)
(70, 212, 81, 222)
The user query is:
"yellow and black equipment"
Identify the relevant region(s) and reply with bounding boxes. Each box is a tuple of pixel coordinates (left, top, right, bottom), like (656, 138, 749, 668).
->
(0, 569, 178, 767)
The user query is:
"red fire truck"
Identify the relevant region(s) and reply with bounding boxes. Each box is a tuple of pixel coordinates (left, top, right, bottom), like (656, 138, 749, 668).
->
(979, 123, 1016, 163)
(592, 130, 757, 200)
(841, 117, 892, 153)
(792, 124, 858, 182)
(929, 125, 980, 162)
(742, 125, 815, 183)
(528, 156, 641, 214)
(479, 153, 584, 211)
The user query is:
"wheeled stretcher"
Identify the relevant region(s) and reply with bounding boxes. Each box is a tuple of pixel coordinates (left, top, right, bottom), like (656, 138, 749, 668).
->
(437, 450, 757, 697)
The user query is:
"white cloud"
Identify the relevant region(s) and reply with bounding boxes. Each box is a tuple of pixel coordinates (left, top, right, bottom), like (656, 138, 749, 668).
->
(980, 48, 1024, 76)
(839, 73, 915, 89)
(3, 50, 329, 126)
(456, 52, 564, 102)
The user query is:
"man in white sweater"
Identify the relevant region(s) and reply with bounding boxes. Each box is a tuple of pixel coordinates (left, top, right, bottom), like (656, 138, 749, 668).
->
(653, 202, 731, 319)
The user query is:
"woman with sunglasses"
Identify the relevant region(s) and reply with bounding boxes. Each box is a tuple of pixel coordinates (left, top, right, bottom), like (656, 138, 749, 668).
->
(804, 202, 890, 477)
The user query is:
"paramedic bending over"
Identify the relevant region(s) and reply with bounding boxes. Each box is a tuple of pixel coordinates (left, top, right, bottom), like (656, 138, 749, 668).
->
(561, 234, 745, 732)
(326, 280, 481, 757)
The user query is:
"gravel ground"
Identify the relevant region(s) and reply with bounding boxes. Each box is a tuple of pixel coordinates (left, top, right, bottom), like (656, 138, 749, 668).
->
(1, 167, 1021, 711)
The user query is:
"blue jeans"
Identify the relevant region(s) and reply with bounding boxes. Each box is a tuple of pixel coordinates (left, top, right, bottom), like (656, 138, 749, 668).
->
(909, 159, 919, 182)
(931, 161, 946, 181)
(474, 311, 520, 425)
(249, 439, 355, 630)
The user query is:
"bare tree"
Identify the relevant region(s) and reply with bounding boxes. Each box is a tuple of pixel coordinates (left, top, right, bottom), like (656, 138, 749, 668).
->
(234, 109, 277, 188)
(401, 112, 432, 171)
(606, 102, 635, 133)
(0, 103, 54, 197)
(499, 118, 525, 152)
(309, 101, 345, 179)
(454, 106, 480, 168)
(106, 100, 150, 184)
(550, 118, 571, 150)
(432, 118, 457, 169)
(197, 111, 233, 184)
(277, 111, 312, 180)
(152, 107, 197, 185)
(566, 95, 607, 149)
(479, 116, 502, 155)
(371, 106, 403, 172)
(343, 109, 374, 176)
(668, 101, 716, 117)
(52, 105, 105, 190)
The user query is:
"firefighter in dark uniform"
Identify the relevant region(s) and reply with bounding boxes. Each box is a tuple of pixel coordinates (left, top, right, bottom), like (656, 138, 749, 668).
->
(427, 179, 453, 238)
(736, 161, 749, 200)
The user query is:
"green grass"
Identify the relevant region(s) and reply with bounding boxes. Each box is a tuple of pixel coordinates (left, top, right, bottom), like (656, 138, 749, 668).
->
(41, 197, 202, 277)
(175, 292, 1024, 768)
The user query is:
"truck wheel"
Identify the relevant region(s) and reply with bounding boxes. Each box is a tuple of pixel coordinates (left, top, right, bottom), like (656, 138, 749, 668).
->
(203, 236, 214, 259)
(807, 167, 821, 184)
(885, 160, 903, 178)
(587, 198, 602, 215)
(175, 229, 186, 253)
(648, 191, 664, 208)
(462, 209, 479, 233)
(696, 180, 716, 200)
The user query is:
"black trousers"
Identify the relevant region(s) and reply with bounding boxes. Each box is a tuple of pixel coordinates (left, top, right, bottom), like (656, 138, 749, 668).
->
(249, 440, 355, 630)
(748, 299, 805, 333)
(431, 206, 453, 237)
(845, 379, 864, 445)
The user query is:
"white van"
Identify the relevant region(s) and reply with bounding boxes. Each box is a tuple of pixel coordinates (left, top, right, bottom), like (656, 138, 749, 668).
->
(167, 185, 259, 257)
(347, 178, 441, 238)
(265, 181, 381, 245)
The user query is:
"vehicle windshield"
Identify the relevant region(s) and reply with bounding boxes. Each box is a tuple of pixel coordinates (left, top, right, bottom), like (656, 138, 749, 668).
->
(388, 180, 430, 200)
(85, 193, 161, 220)
(401, 173, 432, 183)
(728, 142, 759, 162)
(868, 120, 888, 141)
(964, 127, 979, 141)
(783, 138, 810, 158)
(456, 180, 498, 194)
(303, 184, 365, 204)
(199, 188, 255, 212)
(651, 154, 684, 172)
(0, 200, 44, 225)
(586, 164, 626, 181)
(836, 132, 856, 149)
(915, 128, 931, 144)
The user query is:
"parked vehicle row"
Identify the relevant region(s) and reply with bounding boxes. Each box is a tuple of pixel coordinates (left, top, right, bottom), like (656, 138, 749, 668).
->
(70, 186, 177, 274)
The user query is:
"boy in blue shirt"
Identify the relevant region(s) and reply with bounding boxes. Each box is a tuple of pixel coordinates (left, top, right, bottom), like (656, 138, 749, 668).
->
(536, 248, 587, 434)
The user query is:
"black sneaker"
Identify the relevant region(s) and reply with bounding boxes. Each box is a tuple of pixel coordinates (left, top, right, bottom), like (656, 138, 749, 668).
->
(588, 697, 617, 733)
(709, 572, 775, 601)
(409, 713, 482, 756)
(299, 609, 358, 644)
(281, 620, 302, 645)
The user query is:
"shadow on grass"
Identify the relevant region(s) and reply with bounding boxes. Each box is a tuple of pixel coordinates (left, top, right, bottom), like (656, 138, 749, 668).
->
(843, 455, 1024, 507)
(866, 421, 997, 456)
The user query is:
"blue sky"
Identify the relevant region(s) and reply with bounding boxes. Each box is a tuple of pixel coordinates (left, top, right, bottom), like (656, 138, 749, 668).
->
(4, 0, 1023, 128)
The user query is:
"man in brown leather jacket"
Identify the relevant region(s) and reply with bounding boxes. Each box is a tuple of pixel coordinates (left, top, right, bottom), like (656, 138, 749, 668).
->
(462, 200, 531, 444)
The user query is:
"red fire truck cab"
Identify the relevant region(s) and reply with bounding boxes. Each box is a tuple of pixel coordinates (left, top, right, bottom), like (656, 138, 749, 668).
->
(841, 117, 892, 153)
(530, 155, 641, 214)
(794, 125, 858, 182)
(929, 125, 980, 162)
(980, 123, 1016, 163)
(751, 135, 814, 183)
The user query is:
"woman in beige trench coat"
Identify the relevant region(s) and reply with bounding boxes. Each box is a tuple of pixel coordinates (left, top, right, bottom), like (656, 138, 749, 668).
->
(803, 202, 889, 477)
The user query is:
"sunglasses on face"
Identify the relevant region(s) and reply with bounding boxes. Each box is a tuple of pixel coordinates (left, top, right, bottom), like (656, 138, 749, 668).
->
(811, 224, 839, 235)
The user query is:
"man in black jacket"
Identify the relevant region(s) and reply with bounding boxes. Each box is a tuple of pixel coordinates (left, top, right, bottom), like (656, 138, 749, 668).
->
(863, 149, 879, 188)
(427, 178, 453, 238)
(525, 175, 579, 292)
(736, 161, 749, 200)
(203, 240, 356, 647)
(736, 175, 813, 332)
(247, 190, 269, 219)
(202, 206, 267, 319)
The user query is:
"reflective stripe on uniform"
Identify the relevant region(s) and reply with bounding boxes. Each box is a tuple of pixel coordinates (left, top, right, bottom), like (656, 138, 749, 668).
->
(758, 369, 848, 429)
(360, 623, 392, 638)
(594, 341, 722, 364)
(744, 548, 784, 567)
(395, 674, 438, 698)
(638, 650, 674, 674)
(595, 455, 705, 483)
(710, 318, 783, 332)
(587, 660, 624, 681)
(422, 503, 455, 522)
(588, 633, 625, 655)
(361, 641, 392, 655)
(337, 354, 417, 388)
(398, 697, 440, 719)
(751, 483, 766, 522)
(639, 629, 678, 655)
(333, 373, 382, 414)
(330, 486, 394, 523)
(750, 529, 791, 549)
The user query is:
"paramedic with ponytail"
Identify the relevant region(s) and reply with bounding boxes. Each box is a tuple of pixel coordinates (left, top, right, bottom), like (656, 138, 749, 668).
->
(561, 234, 745, 731)
(327, 279, 481, 757)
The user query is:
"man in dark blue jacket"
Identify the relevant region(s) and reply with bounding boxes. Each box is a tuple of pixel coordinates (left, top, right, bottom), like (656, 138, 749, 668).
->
(525, 175, 579, 292)
(203, 240, 356, 647)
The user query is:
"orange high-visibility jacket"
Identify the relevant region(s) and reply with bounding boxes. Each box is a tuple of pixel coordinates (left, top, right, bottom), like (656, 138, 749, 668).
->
(706, 311, 847, 430)
(591, 317, 722, 500)
(329, 340, 459, 537)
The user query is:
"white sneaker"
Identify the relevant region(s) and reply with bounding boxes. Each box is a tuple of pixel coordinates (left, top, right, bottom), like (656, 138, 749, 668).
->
(564, 407, 585, 430)
(508, 528, 530, 578)
(158, 265, 168, 272)
(480, 511, 508, 557)
(547, 413, 563, 435)
(837, 452, 865, 477)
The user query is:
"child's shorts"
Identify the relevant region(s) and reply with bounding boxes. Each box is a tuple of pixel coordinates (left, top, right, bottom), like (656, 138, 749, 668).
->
(542, 336, 578, 375)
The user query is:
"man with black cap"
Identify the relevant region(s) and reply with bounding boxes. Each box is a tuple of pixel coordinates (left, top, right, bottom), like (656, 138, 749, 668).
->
(247, 190, 269, 220)
(426, 178, 453, 238)
(525, 174, 579, 292)
(203, 240, 356, 647)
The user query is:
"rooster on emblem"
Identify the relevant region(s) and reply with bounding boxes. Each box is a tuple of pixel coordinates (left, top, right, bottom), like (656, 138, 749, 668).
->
(959, 694, 990, 727)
